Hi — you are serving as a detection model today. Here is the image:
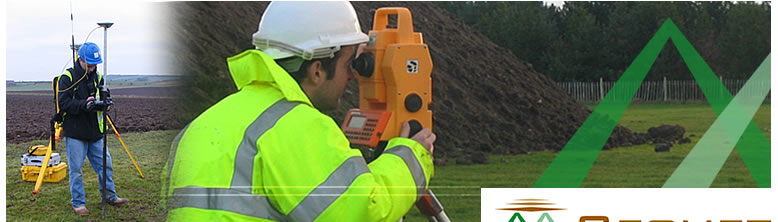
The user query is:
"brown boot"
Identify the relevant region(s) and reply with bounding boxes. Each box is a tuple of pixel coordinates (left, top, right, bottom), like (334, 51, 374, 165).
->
(107, 197, 129, 207)
(73, 206, 89, 216)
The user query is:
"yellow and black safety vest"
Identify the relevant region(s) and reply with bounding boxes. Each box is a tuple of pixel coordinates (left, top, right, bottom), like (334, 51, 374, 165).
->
(55, 68, 105, 140)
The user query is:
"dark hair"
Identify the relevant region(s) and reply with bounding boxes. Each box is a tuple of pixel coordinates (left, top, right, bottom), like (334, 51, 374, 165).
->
(279, 52, 340, 84)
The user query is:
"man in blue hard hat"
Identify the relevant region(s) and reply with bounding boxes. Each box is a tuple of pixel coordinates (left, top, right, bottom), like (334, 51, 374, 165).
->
(57, 42, 128, 216)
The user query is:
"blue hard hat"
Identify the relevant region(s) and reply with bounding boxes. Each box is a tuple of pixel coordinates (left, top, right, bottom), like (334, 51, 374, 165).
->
(78, 42, 103, 65)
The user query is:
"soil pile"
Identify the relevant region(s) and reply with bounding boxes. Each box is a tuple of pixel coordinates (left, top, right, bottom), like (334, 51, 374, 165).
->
(648, 125, 687, 144)
(171, 2, 638, 162)
(606, 124, 691, 152)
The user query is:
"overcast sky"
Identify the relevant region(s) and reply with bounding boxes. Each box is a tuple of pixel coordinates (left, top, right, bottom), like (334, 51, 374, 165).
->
(5, 0, 173, 81)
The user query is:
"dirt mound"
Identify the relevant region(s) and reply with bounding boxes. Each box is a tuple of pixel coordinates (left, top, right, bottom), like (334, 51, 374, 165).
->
(605, 124, 691, 152)
(648, 125, 686, 143)
(170, 2, 641, 162)
(606, 125, 650, 148)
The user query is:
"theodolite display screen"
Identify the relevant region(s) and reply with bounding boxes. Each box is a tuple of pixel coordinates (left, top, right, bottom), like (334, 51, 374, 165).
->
(341, 109, 391, 147)
(348, 116, 367, 129)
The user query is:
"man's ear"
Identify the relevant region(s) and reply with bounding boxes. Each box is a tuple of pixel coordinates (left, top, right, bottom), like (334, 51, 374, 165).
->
(306, 60, 324, 86)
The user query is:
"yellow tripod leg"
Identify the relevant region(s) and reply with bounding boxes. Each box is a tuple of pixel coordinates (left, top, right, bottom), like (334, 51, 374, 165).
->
(33, 125, 62, 195)
(106, 115, 145, 179)
(32, 139, 53, 195)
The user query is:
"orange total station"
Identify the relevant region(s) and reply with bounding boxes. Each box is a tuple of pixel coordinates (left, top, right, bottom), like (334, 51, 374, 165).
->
(342, 7, 433, 148)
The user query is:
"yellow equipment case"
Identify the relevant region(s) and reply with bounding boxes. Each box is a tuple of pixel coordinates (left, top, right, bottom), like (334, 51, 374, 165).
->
(21, 162, 68, 183)
(27, 145, 53, 156)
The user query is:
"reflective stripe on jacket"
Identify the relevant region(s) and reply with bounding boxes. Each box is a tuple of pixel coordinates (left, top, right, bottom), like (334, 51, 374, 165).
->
(164, 50, 434, 222)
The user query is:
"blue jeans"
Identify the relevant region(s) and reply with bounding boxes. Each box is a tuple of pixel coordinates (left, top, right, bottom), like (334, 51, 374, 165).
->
(66, 137, 118, 208)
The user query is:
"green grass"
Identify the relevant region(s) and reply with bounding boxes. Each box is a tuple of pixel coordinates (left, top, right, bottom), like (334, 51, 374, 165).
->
(4, 82, 53, 91)
(402, 103, 770, 221)
(585, 103, 770, 188)
(5, 130, 177, 221)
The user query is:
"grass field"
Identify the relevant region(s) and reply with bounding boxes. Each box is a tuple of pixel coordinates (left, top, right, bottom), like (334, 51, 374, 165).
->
(5, 130, 177, 221)
(5, 103, 770, 221)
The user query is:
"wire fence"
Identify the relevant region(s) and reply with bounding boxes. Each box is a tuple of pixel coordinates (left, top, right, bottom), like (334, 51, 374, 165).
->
(557, 78, 771, 103)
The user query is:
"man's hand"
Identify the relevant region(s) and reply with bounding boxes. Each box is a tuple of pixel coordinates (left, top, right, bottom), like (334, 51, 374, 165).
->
(400, 121, 436, 156)
(85, 96, 96, 112)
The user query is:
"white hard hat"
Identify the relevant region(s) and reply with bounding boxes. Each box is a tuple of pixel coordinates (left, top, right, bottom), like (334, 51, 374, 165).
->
(252, 1, 369, 60)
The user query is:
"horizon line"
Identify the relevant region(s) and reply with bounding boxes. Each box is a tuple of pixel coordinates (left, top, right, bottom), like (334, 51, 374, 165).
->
(7, 73, 183, 82)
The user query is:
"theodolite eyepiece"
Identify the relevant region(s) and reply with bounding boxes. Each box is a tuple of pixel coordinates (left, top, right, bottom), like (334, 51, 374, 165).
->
(352, 52, 375, 77)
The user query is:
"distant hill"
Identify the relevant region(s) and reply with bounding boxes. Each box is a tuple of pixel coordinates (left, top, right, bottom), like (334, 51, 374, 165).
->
(6, 74, 182, 91)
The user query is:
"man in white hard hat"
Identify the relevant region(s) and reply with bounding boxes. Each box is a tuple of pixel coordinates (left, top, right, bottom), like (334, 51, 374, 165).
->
(165, 2, 436, 221)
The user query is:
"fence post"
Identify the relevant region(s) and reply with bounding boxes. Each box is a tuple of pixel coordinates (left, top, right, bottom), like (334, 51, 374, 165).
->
(573, 82, 581, 101)
(663, 76, 667, 101)
(681, 80, 684, 101)
(599, 77, 603, 102)
(719, 75, 723, 100)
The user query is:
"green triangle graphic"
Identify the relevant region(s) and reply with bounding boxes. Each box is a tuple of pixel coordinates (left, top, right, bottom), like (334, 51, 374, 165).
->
(664, 55, 770, 187)
(508, 212, 527, 222)
(537, 212, 554, 222)
(532, 19, 770, 188)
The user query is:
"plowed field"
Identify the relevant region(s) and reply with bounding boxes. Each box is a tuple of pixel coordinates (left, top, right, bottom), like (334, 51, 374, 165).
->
(6, 87, 184, 144)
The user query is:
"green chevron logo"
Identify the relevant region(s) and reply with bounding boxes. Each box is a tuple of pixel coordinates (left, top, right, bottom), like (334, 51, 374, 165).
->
(533, 19, 771, 188)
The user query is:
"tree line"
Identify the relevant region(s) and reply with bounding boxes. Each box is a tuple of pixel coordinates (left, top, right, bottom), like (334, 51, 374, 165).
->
(435, 1, 770, 81)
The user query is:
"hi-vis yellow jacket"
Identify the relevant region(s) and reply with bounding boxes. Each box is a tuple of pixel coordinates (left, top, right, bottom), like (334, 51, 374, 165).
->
(56, 68, 105, 140)
(164, 50, 434, 222)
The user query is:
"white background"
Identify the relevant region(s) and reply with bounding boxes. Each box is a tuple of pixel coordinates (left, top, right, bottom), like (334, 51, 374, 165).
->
(483, 188, 777, 221)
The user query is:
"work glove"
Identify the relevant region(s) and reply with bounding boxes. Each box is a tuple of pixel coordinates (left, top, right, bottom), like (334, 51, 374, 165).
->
(85, 97, 96, 112)
(103, 88, 111, 98)
(104, 99, 113, 112)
